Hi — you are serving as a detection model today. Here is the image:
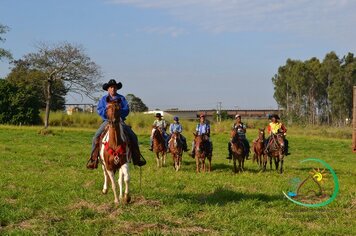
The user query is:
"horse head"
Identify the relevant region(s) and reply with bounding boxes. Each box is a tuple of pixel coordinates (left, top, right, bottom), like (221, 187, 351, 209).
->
(258, 128, 265, 141)
(271, 132, 285, 151)
(106, 96, 122, 126)
(171, 131, 181, 148)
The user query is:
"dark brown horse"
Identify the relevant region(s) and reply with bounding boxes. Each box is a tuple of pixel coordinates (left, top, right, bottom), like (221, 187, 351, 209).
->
(230, 128, 245, 173)
(152, 127, 167, 167)
(169, 132, 183, 171)
(263, 132, 285, 173)
(193, 134, 212, 173)
(253, 128, 265, 168)
(99, 97, 131, 204)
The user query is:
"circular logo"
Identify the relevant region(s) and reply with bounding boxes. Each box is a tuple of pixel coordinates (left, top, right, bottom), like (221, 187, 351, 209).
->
(283, 158, 339, 207)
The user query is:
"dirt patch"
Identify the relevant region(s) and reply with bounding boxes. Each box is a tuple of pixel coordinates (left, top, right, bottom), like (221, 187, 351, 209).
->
(131, 196, 162, 208)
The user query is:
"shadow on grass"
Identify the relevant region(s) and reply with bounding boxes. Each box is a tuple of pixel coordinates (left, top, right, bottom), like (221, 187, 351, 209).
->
(172, 187, 283, 206)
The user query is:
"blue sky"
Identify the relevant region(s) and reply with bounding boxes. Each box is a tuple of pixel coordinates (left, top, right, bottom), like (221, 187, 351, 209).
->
(1, 0, 355, 110)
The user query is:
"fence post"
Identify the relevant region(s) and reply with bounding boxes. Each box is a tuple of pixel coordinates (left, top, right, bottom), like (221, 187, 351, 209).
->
(353, 86, 356, 152)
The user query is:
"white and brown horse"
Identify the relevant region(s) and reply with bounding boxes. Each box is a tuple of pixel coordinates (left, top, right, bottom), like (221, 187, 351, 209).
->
(152, 127, 167, 167)
(100, 97, 131, 204)
(169, 131, 183, 171)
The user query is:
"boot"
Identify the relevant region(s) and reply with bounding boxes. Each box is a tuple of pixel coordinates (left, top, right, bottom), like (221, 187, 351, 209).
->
(131, 146, 146, 167)
(86, 156, 98, 169)
(189, 150, 195, 158)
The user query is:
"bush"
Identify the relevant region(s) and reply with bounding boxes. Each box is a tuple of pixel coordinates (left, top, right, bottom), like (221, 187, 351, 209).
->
(0, 79, 41, 125)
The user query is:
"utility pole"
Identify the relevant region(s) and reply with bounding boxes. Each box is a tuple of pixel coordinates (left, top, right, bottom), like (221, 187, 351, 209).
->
(217, 102, 222, 123)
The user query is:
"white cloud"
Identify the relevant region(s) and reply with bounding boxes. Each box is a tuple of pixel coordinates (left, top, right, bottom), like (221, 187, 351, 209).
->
(107, 0, 356, 38)
(139, 26, 187, 37)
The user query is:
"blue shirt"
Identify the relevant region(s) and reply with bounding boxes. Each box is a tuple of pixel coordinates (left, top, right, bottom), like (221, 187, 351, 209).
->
(170, 123, 182, 134)
(196, 122, 210, 135)
(97, 94, 129, 121)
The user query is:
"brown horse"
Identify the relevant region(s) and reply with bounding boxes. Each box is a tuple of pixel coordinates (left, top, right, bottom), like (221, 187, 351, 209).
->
(169, 132, 183, 171)
(263, 132, 285, 173)
(99, 97, 131, 204)
(230, 128, 245, 173)
(193, 134, 212, 173)
(252, 128, 265, 168)
(152, 127, 167, 167)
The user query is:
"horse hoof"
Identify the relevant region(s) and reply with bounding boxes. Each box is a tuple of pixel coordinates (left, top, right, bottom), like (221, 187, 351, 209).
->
(102, 189, 108, 194)
(123, 194, 131, 204)
(114, 200, 119, 205)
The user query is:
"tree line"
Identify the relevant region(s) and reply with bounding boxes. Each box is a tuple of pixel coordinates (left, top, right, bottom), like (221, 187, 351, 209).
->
(272, 52, 356, 125)
(0, 23, 148, 126)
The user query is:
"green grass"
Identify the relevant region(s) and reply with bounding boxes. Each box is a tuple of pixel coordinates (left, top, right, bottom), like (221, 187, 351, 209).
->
(0, 124, 355, 235)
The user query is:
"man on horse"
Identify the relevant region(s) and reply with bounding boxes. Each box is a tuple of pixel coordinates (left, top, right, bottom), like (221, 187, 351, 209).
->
(227, 114, 250, 160)
(190, 113, 212, 158)
(149, 113, 168, 151)
(265, 114, 290, 155)
(87, 79, 146, 169)
(167, 116, 189, 152)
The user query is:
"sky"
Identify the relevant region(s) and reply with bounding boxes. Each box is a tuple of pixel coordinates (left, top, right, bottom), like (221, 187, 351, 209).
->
(0, 0, 355, 110)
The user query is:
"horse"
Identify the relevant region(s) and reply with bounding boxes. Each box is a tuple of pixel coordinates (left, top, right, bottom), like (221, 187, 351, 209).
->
(252, 128, 265, 168)
(230, 128, 246, 173)
(152, 127, 167, 167)
(168, 131, 183, 171)
(263, 131, 285, 173)
(193, 133, 212, 173)
(99, 97, 131, 204)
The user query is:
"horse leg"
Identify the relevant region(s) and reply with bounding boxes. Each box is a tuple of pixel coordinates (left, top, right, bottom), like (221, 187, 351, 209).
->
(195, 156, 199, 173)
(241, 156, 245, 172)
(269, 155, 273, 170)
(262, 154, 267, 172)
(107, 170, 119, 204)
(280, 155, 284, 174)
(163, 152, 166, 166)
(233, 157, 237, 173)
(208, 157, 211, 172)
(156, 153, 160, 168)
(102, 165, 109, 194)
(121, 163, 131, 203)
(275, 157, 279, 171)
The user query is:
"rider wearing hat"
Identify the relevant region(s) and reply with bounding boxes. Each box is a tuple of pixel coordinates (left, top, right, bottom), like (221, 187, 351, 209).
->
(149, 113, 168, 151)
(265, 114, 290, 155)
(227, 114, 250, 160)
(87, 79, 146, 169)
(190, 113, 212, 158)
(167, 116, 189, 152)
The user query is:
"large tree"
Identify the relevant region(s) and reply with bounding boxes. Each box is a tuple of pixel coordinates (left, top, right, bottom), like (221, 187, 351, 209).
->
(0, 24, 12, 61)
(22, 42, 102, 128)
(125, 94, 148, 112)
(6, 59, 66, 111)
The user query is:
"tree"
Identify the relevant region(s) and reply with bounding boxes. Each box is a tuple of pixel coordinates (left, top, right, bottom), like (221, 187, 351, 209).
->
(22, 42, 102, 128)
(0, 79, 41, 125)
(125, 94, 148, 112)
(0, 24, 12, 61)
(6, 59, 66, 111)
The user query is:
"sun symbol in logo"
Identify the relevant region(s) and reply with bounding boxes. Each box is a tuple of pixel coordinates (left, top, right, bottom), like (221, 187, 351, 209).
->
(310, 168, 327, 183)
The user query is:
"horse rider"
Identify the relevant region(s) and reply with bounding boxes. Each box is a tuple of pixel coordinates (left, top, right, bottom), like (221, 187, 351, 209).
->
(167, 116, 189, 152)
(265, 114, 290, 155)
(87, 79, 146, 169)
(227, 114, 250, 160)
(149, 113, 169, 151)
(190, 113, 212, 158)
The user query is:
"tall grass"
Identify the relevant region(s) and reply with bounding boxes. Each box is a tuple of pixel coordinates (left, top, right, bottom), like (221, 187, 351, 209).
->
(43, 111, 352, 139)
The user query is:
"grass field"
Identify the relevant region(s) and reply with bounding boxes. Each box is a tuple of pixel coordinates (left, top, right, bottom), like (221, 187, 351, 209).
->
(0, 123, 355, 235)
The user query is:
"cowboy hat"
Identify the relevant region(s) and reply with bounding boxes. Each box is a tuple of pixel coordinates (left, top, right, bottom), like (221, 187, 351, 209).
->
(155, 113, 163, 117)
(102, 79, 123, 91)
(271, 114, 280, 120)
(235, 114, 241, 118)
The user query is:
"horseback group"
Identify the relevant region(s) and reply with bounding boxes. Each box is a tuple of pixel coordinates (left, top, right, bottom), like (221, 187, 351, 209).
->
(85, 79, 290, 203)
(226, 113, 289, 173)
